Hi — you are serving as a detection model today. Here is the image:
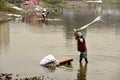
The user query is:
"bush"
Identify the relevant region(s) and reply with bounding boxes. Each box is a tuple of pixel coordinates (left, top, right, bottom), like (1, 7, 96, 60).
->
(0, 0, 7, 6)
(0, 6, 21, 14)
(42, 0, 64, 8)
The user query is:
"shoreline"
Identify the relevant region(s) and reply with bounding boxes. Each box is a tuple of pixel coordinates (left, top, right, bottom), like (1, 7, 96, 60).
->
(0, 12, 9, 22)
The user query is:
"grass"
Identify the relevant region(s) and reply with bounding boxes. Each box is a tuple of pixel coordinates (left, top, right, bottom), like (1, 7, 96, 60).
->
(0, 5, 23, 14)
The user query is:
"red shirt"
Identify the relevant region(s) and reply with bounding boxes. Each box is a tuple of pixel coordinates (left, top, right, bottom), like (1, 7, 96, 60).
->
(77, 37, 87, 52)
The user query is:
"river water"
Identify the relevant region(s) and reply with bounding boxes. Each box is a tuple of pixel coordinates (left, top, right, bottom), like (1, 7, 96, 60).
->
(0, 3, 120, 80)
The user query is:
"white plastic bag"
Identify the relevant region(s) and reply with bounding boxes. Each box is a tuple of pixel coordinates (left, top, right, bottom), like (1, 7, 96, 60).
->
(39, 55, 56, 66)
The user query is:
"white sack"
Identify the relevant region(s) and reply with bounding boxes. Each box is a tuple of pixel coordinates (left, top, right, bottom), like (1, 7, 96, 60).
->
(39, 55, 56, 66)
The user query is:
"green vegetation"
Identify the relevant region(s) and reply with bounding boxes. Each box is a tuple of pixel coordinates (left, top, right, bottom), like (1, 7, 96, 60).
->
(0, 0, 6, 6)
(42, 0, 64, 8)
(108, 0, 120, 2)
(0, 0, 22, 14)
(103, 0, 120, 2)
(0, 6, 21, 14)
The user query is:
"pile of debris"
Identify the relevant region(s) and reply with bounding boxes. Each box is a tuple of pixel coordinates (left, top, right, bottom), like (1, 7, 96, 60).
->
(0, 73, 12, 80)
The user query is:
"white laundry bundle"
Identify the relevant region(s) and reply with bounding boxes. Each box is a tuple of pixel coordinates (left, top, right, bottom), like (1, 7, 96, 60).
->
(39, 55, 56, 66)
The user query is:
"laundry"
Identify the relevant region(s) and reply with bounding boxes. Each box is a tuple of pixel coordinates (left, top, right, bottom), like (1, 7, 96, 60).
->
(39, 55, 73, 67)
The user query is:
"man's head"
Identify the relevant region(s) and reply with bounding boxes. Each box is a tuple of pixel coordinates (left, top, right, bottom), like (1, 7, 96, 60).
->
(77, 32, 82, 37)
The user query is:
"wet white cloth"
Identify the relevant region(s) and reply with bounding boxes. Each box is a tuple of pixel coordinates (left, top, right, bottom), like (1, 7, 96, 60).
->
(39, 55, 56, 66)
(80, 38, 83, 42)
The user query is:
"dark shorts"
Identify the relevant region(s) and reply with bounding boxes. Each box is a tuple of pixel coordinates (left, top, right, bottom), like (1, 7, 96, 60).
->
(80, 51, 87, 58)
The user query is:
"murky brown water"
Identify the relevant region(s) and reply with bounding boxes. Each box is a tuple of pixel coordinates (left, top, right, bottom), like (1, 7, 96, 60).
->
(0, 3, 120, 80)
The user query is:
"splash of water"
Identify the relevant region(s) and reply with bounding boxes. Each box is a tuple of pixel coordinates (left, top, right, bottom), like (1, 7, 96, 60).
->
(73, 16, 102, 31)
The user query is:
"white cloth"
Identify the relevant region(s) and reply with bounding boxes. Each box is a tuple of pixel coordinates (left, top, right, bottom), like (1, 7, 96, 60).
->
(39, 55, 56, 66)
(43, 8, 46, 11)
(80, 38, 83, 42)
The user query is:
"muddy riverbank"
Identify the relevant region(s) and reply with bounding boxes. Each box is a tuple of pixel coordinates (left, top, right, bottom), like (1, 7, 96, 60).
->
(0, 12, 9, 22)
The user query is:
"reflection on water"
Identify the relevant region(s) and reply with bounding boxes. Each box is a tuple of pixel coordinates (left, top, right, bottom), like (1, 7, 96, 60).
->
(0, 23, 9, 55)
(77, 63, 87, 80)
(0, 3, 120, 80)
(41, 66, 56, 73)
(101, 4, 120, 24)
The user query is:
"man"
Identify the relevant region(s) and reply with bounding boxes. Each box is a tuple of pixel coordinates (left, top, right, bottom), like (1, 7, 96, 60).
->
(74, 30, 88, 63)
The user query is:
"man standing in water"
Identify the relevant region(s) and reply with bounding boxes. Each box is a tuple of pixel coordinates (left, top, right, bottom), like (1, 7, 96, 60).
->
(74, 29, 88, 63)
(41, 8, 49, 23)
